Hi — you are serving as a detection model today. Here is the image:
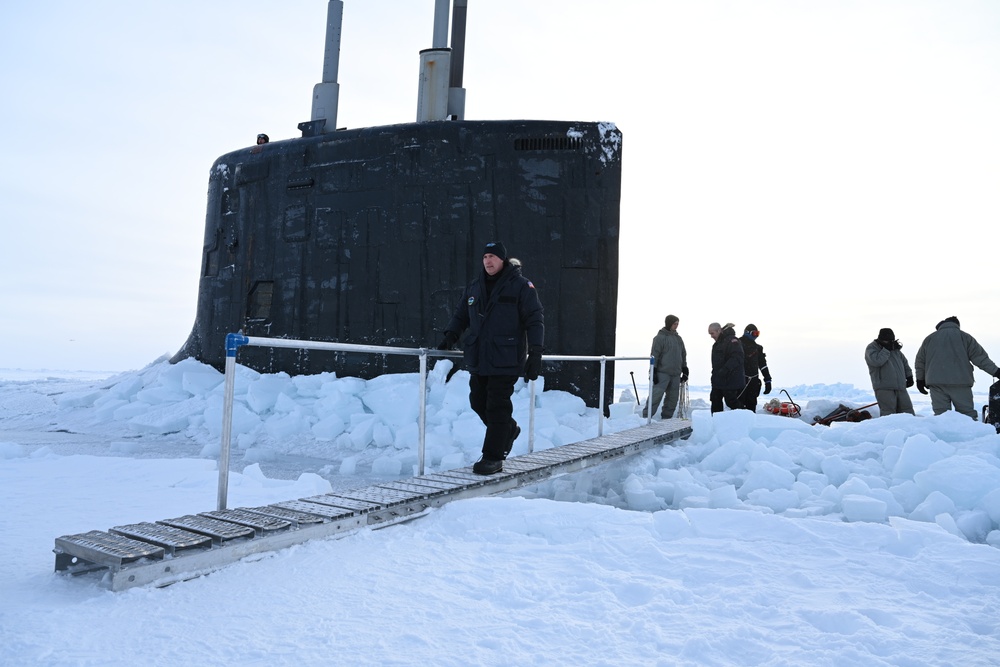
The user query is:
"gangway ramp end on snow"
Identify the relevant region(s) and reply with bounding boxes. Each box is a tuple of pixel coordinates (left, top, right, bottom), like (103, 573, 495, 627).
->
(53, 419, 690, 591)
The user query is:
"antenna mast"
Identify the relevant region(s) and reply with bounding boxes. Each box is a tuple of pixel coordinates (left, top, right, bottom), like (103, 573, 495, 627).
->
(308, 0, 344, 134)
(417, 0, 468, 121)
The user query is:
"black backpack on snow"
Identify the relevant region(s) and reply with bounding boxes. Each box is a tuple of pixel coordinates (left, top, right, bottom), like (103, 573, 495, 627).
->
(984, 380, 1000, 433)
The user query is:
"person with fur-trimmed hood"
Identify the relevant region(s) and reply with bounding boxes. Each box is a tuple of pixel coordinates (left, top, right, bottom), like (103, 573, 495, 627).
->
(915, 316, 1000, 418)
(738, 324, 772, 412)
(642, 314, 688, 419)
(708, 322, 745, 413)
(865, 327, 915, 416)
(438, 242, 544, 475)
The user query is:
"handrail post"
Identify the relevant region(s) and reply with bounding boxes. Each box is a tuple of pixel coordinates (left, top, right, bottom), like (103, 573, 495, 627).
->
(417, 350, 428, 476)
(646, 355, 654, 424)
(598, 356, 606, 436)
(528, 378, 536, 453)
(218, 333, 249, 510)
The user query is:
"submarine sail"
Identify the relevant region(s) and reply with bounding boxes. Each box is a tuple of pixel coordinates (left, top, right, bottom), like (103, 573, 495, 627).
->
(170, 1, 622, 407)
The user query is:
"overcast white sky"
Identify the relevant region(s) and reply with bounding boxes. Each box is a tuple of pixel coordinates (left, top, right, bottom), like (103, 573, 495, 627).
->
(1, 0, 998, 392)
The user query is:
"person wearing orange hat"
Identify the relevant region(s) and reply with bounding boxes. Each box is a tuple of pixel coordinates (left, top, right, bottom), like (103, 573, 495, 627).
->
(738, 324, 773, 412)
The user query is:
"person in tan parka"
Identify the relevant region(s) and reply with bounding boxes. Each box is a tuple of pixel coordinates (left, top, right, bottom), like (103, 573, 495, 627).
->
(865, 327, 915, 416)
(915, 316, 1000, 418)
(642, 314, 688, 419)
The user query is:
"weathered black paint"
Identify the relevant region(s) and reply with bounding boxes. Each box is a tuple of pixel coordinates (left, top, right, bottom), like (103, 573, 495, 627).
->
(171, 119, 621, 406)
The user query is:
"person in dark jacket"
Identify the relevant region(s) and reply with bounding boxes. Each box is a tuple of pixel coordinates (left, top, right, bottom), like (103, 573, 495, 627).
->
(438, 242, 544, 474)
(915, 316, 1000, 418)
(642, 314, 688, 419)
(864, 327, 915, 416)
(708, 322, 745, 413)
(738, 324, 772, 412)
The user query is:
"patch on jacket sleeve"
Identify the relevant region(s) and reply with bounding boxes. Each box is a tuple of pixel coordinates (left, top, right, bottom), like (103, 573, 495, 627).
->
(527, 281, 535, 288)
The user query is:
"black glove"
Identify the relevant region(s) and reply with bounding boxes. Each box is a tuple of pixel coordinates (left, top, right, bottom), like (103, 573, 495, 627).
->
(437, 331, 458, 350)
(906, 376, 914, 388)
(680, 366, 689, 383)
(653, 369, 660, 384)
(763, 380, 771, 395)
(917, 379, 928, 395)
(994, 369, 1000, 379)
(893, 340, 902, 350)
(878, 339, 893, 350)
(524, 346, 543, 382)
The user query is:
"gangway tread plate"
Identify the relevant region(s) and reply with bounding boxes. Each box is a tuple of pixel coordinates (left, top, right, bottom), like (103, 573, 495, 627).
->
(550, 441, 612, 455)
(406, 473, 484, 491)
(301, 494, 384, 513)
(504, 458, 577, 476)
(419, 471, 506, 492)
(503, 457, 562, 472)
(500, 462, 556, 476)
(447, 466, 509, 479)
(560, 441, 629, 457)
(600, 430, 637, 440)
(157, 515, 255, 545)
(519, 450, 584, 464)
(529, 445, 605, 460)
(271, 500, 357, 520)
(331, 487, 425, 506)
(240, 505, 327, 527)
(449, 465, 539, 480)
(420, 471, 490, 486)
(517, 450, 576, 465)
(553, 438, 609, 450)
(521, 448, 596, 463)
(556, 444, 611, 458)
(498, 464, 542, 478)
(55, 530, 165, 571)
(373, 482, 456, 498)
(380, 478, 462, 492)
(509, 452, 561, 466)
(559, 445, 626, 461)
(199, 509, 292, 537)
(110, 522, 213, 555)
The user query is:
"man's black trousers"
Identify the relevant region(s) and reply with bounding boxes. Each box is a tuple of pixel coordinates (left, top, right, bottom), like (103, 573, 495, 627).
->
(469, 373, 518, 459)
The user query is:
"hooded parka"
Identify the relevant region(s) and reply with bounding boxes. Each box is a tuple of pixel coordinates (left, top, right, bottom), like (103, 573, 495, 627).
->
(652, 327, 687, 378)
(446, 262, 544, 376)
(865, 341, 913, 390)
(711, 325, 745, 391)
(915, 321, 998, 387)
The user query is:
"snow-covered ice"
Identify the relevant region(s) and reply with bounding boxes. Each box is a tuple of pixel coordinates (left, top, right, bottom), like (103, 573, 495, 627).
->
(2, 358, 1000, 666)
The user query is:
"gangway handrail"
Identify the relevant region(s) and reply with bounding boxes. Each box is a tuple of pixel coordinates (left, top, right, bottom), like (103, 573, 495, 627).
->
(218, 333, 655, 510)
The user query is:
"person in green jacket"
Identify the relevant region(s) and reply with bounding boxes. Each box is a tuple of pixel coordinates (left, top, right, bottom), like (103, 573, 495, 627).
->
(915, 316, 1000, 418)
(642, 314, 688, 419)
(864, 327, 915, 416)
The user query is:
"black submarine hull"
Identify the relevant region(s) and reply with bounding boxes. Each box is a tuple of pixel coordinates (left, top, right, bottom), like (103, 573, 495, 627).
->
(172, 119, 622, 406)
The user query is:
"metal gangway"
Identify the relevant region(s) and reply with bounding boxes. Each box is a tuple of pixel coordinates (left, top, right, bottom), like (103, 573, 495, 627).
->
(53, 336, 691, 591)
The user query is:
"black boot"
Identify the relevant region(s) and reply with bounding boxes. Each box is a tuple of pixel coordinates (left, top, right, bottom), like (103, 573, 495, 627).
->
(473, 457, 503, 475)
(503, 422, 520, 459)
